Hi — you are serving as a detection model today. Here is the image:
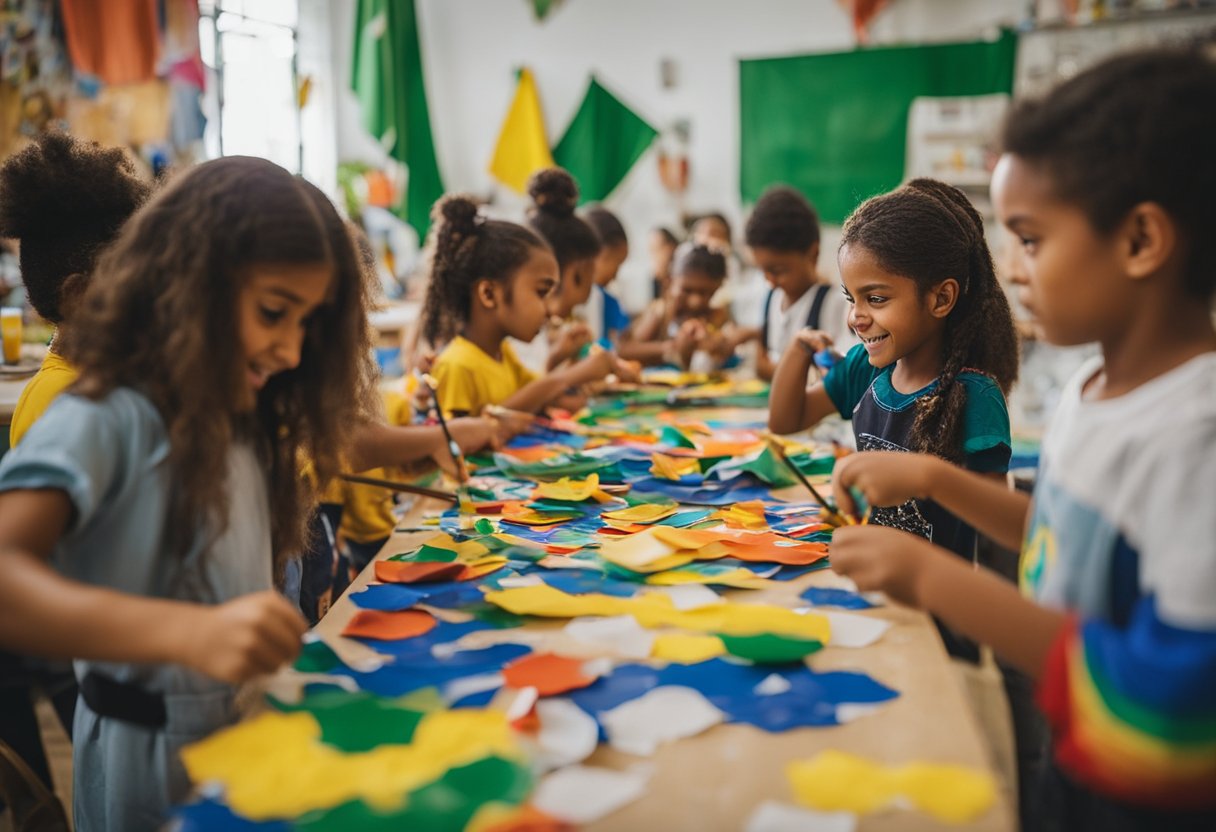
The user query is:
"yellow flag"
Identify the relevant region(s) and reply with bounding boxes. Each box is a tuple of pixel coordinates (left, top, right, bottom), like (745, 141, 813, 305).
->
(488, 67, 555, 193)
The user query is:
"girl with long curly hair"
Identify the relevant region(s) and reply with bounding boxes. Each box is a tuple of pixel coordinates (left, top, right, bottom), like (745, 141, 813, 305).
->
(0, 155, 374, 830)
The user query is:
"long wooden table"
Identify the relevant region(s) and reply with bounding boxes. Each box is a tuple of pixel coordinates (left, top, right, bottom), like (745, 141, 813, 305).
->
(315, 476, 1016, 831)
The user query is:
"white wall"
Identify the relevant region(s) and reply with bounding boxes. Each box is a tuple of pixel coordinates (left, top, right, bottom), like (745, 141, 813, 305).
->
(319, 0, 1025, 310)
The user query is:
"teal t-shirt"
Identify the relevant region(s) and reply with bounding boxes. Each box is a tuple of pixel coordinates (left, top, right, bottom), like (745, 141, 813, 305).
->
(823, 343, 1010, 472)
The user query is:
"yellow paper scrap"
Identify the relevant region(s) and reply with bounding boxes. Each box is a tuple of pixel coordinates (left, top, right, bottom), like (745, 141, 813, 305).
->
(652, 633, 725, 664)
(181, 708, 518, 820)
(650, 454, 702, 481)
(483, 585, 830, 643)
(715, 501, 769, 531)
(601, 503, 679, 524)
(599, 528, 682, 571)
(787, 750, 997, 824)
(645, 568, 771, 589)
(533, 473, 613, 503)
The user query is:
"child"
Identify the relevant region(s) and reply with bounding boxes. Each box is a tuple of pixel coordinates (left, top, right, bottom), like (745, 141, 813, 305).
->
(829, 47, 1216, 829)
(425, 194, 620, 417)
(621, 242, 746, 370)
(744, 184, 856, 380)
(0, 156, 372, 830)
(649, 226, 678, 299)
(0, 132, 151, 446)
(582, 204, 632, 346)
(512, 168, 602, 373)
(768, 177, 1019, 659)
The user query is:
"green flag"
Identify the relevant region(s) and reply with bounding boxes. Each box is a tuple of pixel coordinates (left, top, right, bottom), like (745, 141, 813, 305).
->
(552, 77, 658, 204)
(351, 0, 444, 238)
(740, 30, 1017, 223)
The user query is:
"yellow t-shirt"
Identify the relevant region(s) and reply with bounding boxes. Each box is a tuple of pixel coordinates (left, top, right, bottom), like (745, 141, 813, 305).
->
(432, 336, 537, 417)
(336, 390, 415, 545)
(11, 351, 79, 446)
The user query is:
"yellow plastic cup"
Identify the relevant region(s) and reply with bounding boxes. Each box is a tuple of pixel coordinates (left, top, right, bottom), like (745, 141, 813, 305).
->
(0, 308, 21, 365)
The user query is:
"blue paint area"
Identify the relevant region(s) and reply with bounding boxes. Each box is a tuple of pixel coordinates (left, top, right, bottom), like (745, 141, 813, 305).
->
(801, 586, 877, 609)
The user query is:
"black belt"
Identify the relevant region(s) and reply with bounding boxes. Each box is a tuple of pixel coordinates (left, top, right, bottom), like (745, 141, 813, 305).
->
(80, 671, 167, 729)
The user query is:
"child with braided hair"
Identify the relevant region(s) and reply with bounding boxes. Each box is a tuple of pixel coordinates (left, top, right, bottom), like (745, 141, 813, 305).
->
(769, 177, 1018, 659)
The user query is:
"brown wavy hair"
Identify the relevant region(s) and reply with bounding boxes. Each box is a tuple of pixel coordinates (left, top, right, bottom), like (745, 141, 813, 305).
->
(67, 156, 377, 576)
(840, 178, 1018, 463)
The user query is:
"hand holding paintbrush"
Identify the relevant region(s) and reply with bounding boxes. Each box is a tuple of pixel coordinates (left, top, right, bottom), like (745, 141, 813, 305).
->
(766, 437, 867, 527)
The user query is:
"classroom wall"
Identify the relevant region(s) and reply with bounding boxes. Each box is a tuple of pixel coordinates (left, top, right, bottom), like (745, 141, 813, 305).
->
(318, 0, 1025, 310)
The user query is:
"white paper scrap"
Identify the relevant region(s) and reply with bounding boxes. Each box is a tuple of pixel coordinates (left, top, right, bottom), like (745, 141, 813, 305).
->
(600, 685, 725, 756)
(532, 764, 651, 824)
(745, 800, 857, 832)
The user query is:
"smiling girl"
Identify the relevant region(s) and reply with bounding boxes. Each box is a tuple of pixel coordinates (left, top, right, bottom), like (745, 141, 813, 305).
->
(769, 177, 1019, 657)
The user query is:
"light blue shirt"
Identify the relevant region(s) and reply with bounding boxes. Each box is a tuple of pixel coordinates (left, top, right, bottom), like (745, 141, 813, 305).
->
(0, 388, 273, 831)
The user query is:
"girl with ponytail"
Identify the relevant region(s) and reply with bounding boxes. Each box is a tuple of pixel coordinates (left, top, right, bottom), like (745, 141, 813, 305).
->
(769, 177, 1018, 659)
(425, 194, 623, 416)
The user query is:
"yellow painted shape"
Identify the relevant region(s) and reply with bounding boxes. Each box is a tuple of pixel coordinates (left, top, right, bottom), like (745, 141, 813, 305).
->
(787, 750, 996, 824)
(181, 708, 519, 820)
(652, 633, 725, 664)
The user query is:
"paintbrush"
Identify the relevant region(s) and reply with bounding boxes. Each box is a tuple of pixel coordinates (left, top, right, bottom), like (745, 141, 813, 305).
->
(420, 373, 475, 527)
(766, 438, 853, 527)
(338, 473, 457, 503)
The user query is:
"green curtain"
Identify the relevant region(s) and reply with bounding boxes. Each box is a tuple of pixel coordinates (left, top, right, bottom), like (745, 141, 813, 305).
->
(739, 30, 1017, 224)
(552, 77, 658, 204)
(351, 0, 444, 239)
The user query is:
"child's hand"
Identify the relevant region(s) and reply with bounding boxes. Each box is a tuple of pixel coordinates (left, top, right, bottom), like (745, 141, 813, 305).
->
(187, 591, 306, 683)
(791, 328, 834, 357)
(829, 525, 937, 607)
(832, 451, 941, 517)
(448, 416, 499, 453)
(611, 355, 642, 383)
(552, 321, 593, 360)
(672, 319, 706, 366)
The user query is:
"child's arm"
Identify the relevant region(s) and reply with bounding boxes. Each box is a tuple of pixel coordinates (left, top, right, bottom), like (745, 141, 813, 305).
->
(756, 348, 777, 382)
(768, 330, 838, 434)
(0, 489, 305, 683)
(502, 349, 616, 413)
(345, 418, 503, 472)
(833, 451, 1031, 551)
(829, 525, 1065, 677)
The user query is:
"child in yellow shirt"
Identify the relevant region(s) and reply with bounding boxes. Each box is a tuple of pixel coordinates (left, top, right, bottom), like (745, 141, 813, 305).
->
(425, 195, 626, 417)
(0, 132, 151, 446)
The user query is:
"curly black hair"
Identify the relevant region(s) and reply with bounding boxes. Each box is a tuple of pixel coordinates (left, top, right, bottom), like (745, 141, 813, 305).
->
(0, 132, 151, 323)
(840, 178, 1018, 465)
(672, 241, 727, 282)
(526, 168, 601, 270)
(745, 184, 820, 252)
(421, 194, 549, 345)
(1002, 45, 1216, 300)
(583, 204, 627, 248)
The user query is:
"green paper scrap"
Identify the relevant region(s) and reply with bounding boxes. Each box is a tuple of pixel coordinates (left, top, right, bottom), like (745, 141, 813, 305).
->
(468, 604, 529, 629)
(277, 690, 423, 753)
(736, 446, 837, 488)
(297, 755, 532, 832)
(659, 425, 697, 449)
(718, 632, 824, 664)
(412, 545, 460, 563)
(697, 455, 730, 473)
(493, 452, 622, 482)
(474, 518, 495, 535)
(293, 640, 341, 673)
